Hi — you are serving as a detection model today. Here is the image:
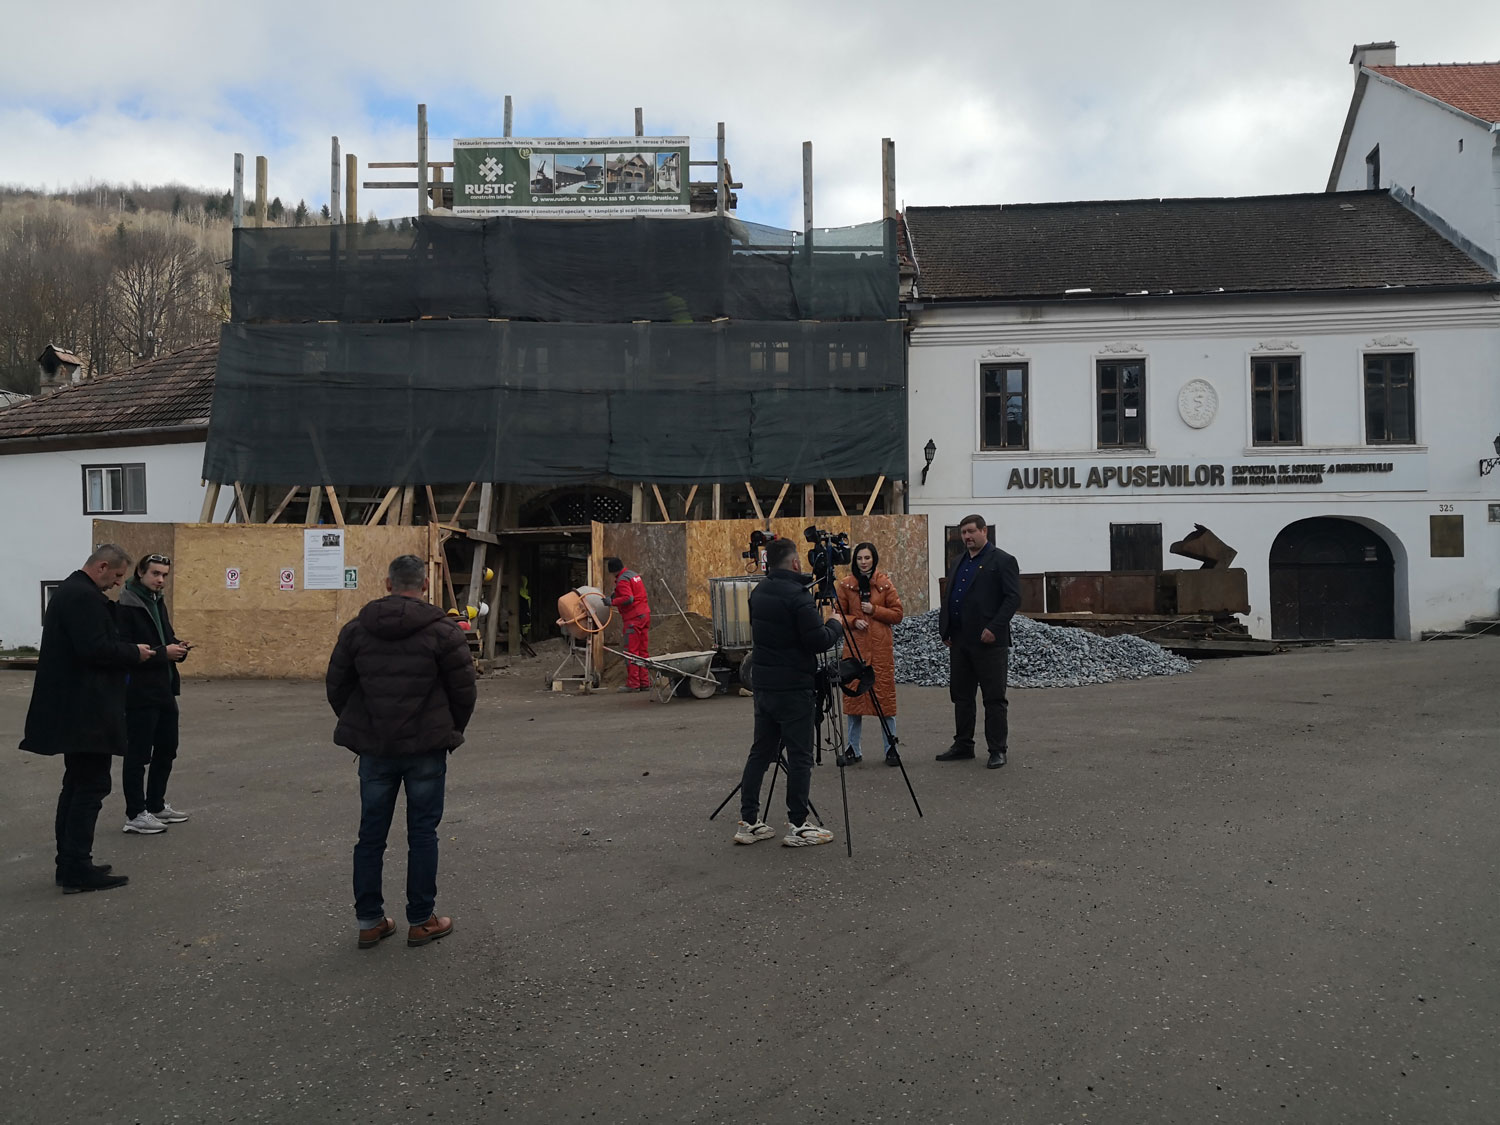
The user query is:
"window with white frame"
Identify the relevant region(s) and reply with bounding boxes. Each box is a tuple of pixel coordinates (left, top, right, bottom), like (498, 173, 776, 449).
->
(82, 463, 147, 514)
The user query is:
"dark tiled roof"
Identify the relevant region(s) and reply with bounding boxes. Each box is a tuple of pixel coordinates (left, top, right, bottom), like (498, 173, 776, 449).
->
(904, 191, 1498, 302)
(0, 338, 218, 442)
(1369, 62, 1500, 122)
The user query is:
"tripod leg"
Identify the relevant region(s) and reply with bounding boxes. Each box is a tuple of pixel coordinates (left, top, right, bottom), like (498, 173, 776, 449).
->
(709, 782, 742, 821)
(838, 744, 853, 856)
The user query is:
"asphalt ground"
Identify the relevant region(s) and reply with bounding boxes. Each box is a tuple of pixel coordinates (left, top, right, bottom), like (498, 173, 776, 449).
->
(0, 638, 1496, 1124)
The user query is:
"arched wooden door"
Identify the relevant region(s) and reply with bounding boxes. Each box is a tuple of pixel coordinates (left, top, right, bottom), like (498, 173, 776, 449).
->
(1269, 518, 1394, 639)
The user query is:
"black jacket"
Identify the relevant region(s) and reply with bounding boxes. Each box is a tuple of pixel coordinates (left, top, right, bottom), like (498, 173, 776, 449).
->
(938, 542, 1023, 648)
(749, 568, 844, 693)
(326, 595, 478, 758)
(117, 580, 184, 708)
(20, 570, 143, 757)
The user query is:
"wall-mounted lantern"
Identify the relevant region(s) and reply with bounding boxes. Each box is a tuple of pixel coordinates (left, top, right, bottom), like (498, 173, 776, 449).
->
(920, 439, 937, 485)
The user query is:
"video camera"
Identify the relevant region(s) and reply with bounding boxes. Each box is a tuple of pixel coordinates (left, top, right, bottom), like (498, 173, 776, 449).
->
(742, 530, 781, 571)
(804, 525, 851, 601)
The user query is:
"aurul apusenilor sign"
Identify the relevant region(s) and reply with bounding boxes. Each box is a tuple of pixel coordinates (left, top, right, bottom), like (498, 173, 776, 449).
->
(452, 137, 690, 217)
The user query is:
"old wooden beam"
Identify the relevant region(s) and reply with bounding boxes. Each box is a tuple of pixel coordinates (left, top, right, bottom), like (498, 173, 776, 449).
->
(744, 482, 763, 520)
(449, 482, 477, 524)
(862, 475, 886, 516)
(681, 485, 699, 520)
(767, 481, 790, 520)
(231, 481, 251, 523)
(254, 156, 268, 229)
(825, 479, 847, 517)
(324, 485, 346, 527)
(266, 486, 301, 524)
(365, 486, 401, 525)
(199, 481, 221, 523)
(651, 483, 671, 522)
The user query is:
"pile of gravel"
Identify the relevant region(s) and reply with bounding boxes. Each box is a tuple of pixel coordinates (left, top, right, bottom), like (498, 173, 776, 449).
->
(892, 609, 1191, 689)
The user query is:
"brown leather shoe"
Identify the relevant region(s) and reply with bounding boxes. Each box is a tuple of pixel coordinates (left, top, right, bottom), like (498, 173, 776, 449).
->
(358, 917, 396, 949)
(407, 915, 454, 947)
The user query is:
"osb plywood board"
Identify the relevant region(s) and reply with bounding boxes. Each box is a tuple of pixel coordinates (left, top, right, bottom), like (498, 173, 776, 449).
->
(597, 522, 690, 614)
(93, 520, 177, 614)
(169, 524, 427, 679)
(676, 514, 930, 617)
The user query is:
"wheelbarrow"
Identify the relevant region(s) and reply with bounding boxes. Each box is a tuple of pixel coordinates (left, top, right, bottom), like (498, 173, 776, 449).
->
(603, 647, 720, 703)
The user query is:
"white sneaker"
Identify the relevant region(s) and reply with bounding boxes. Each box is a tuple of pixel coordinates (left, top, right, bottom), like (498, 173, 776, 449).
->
(783, 822, 833, 847)
(734, 820, 776, 845)
(123, 812, 167, 834)
(154, 804, 190, 823)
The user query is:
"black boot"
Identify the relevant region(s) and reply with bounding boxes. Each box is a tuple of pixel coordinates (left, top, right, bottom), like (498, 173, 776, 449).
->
(59, 867, 129, 894)
(55, 863, 112, 887)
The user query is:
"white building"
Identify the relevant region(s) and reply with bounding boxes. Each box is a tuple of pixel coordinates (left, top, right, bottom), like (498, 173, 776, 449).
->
(903, 192, 1500, 640)
(1329, 42, 1500, 273)
(0, 340, 227, 649)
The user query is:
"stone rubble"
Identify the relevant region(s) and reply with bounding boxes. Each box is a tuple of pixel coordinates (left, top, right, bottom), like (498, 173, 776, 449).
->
(893, 609, 1192, 689)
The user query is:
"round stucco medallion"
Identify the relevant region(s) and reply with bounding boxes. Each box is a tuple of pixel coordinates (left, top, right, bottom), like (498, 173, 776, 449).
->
(1177, 379, 1218, 429)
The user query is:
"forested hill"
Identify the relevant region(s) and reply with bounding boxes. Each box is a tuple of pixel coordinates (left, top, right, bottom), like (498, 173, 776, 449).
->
(0, 182, 331, 395)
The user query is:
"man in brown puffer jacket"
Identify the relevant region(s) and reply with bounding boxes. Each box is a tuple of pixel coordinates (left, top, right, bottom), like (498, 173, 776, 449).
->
(326, 554, 477, 951)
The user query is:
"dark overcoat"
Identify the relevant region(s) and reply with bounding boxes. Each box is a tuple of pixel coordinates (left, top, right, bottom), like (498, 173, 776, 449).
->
(937, 542, 1023, 648)
(20, 570, 143, 757)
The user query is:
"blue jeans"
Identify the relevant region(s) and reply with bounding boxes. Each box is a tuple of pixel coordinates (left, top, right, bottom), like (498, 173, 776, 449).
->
(847, 714, 896, 757)
(353, 751, 447, 928)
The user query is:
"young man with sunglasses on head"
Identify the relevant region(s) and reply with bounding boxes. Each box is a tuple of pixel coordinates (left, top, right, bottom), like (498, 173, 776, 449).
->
(116, 552, 193, 834)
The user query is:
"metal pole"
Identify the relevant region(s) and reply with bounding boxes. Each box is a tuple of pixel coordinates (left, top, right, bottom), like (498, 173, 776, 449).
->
(417, 104, 429, 216)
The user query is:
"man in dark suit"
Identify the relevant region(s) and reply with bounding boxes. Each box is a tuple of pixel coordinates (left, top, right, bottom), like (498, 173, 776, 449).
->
(21, 544, 153, 892)
(936, 514, 1022, 769)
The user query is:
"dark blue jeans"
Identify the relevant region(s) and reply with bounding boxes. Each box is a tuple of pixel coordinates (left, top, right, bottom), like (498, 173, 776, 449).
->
(353, 751, 447, 928)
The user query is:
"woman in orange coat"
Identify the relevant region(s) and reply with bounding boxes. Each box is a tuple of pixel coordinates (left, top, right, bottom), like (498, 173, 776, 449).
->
(835, 542, 903, 765)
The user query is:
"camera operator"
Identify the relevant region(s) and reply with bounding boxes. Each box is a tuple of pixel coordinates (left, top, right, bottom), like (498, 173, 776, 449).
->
(733, 537, 844, 848)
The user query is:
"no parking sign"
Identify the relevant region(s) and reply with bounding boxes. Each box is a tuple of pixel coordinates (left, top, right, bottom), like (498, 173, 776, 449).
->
(225, 567, 241, 589)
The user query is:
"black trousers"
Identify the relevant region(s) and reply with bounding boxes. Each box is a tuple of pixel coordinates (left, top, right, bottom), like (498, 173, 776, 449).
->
(740, 688, 816, 827)
(949, 642, 1009, 754)
(55, 753, 114, 875)
(123, 704, 180, 818)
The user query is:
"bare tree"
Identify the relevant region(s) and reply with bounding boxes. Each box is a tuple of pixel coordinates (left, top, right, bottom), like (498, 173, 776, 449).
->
(108, 221, 216, 359)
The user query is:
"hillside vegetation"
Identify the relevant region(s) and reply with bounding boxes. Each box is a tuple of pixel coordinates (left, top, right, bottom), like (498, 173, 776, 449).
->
(0, 182, 328, 394)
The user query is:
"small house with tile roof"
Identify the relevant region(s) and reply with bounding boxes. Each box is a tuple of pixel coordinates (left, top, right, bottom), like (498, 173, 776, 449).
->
(902, 191, 1500, 642)
(1330, 41, 1500, 273)
(0, 339, 230, 646)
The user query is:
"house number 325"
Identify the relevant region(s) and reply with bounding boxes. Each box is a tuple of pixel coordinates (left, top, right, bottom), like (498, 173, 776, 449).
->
(1438, 503, 1454, 513)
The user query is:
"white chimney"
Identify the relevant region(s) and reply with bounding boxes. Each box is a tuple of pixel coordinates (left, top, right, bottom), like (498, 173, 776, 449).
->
(1350, 41, 1397, 74)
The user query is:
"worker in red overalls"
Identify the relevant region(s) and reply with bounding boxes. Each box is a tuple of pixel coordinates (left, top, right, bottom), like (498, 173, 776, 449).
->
(607, 557, 651, 693)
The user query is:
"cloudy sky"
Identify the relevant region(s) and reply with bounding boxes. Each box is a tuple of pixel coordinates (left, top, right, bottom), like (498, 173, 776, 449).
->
(3, 1, 1497, 230)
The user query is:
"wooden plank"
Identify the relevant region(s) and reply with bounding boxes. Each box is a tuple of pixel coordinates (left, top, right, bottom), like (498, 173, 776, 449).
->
(634, 107, 644, 136)
(399, 485, 416, 525)
(631, 483, 644, 523)
(504, 95, 513, 138)
(802, 483, 815, 517)
(745, 482, 763, 520)
(441, 555, 460, 613)
(416, 103, 429, 217)
(345, 153, 358, 227)
(232, 154, 244, 229)
(306, 484, 323, 525)
(266, 486, 300, 524)
(199, 482, 222, 523)
(891, 478, 906, 515)
(466, 484, 495, 612)
(802, 141, 813, 236)
(716, 123, 726, 218)
(255, 156, 268, 230)
(365, 486, 401, 526)
(367, 161, 454, 169)
(826, 478, 847, 517)
(651, 483, 671, 522)
(363, 181, 419, 190)
(449, 482, 477, 524)
(324, 485, 345, 527)
(862, 475, 887, 516)
(882, 138, 896, 220)
(329, 137, 340, 226)
(482, 549, 503, 662)
(712, 483, 721, 520)
(681, 485, 698, 520)
(767, 481, 791, 520)
(231, 482, 251, 523)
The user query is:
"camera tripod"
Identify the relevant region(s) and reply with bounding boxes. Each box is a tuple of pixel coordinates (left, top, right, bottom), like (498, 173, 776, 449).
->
(710, 560, 922, 857)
